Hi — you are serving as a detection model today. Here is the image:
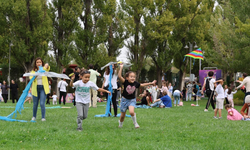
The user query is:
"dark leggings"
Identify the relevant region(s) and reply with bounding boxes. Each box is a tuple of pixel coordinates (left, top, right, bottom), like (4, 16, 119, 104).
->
(205, 91, 215, 110)
(225, 97, 229, 104)
(59, 91, 67, 105)
(46, 94, 50, 104)
(2, 94, 8, 103)
(106, 89, 117, 116)
(11, 92, 18, 103)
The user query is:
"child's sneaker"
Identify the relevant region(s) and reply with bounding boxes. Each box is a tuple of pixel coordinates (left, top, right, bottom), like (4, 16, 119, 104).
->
(118, 120, 123, 128)
(41, 118, 46, 121)
(204, 109, 208, 112)
(213, 116, 218, 119)
(218, 117, 222, 119)
(134, 122, 140, 128)
(31, 117, 36, 121)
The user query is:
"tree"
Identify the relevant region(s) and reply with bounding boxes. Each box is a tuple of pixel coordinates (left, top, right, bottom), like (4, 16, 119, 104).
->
(120, 0, 152, 81)
(48, 0, 82, 73)
(146, 0, 177, 87)
(170, 0, 214, 89)
(0, 0, 52, 72)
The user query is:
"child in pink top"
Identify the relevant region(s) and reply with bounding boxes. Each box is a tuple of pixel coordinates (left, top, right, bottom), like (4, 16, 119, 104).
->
(225, 104, 243, 120)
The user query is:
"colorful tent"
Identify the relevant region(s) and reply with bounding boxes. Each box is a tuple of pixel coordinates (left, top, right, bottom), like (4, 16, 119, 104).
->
(185, 48, 204, 60)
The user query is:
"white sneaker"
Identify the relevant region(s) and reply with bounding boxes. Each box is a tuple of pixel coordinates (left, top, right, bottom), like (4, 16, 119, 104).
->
(118, 120, 123, 128)
(31, 117, 36, 121)
(204, 109, 208, 112)
(41, 118, 46, 121)
(134, 122, 140, 128)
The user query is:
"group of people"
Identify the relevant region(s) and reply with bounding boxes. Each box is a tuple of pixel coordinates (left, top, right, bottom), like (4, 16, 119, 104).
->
(0, 80, 19, 103)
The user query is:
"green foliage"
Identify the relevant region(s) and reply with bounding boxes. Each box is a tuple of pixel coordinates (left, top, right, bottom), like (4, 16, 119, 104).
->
(234, 90, 245, 105)
(0, 0, 53, 72)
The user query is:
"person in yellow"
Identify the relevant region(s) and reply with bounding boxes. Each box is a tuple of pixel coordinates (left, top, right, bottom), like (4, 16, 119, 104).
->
(30, 57, 50, 121)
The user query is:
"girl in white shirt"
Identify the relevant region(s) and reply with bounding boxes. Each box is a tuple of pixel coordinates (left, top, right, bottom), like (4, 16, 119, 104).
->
(227, 88, 237, 107)
(70, 69, 111, 131)
(214, 79, 225, 119)
(101, 64, 119, 117)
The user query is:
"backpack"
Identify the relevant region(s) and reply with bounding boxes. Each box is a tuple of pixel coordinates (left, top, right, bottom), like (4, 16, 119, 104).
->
(205, 78, 212, 94)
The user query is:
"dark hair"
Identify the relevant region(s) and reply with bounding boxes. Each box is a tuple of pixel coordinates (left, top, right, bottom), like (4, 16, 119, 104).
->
(225, 104, 232, 109)
(145, 90, 151, 97)
(75, 67, 79, 71)
(79, 69, 90, 76)
(243, 73, 248, 78)
(33, 57, 44, 71)
(228, 88, 232, 95)
(208, 71, 214, 77)
(125, 71, 136, 78)
(89, 64, 94, 69)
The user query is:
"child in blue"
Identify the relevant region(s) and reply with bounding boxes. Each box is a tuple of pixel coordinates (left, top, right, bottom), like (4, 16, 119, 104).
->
(118, 63, 156, 128)
(151, 91, 172, 108)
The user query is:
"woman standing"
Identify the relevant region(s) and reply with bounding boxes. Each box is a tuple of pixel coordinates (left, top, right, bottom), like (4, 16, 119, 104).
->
(101, 64, 118, 117)
(1, 81, 9, 103)
(30, 57, 50, 121)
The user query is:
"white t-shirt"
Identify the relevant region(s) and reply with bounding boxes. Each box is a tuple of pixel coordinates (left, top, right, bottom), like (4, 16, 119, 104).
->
(89, 69, 100, 84)
(73, 81, 99, 104)
(37, 76, 42, 85)
(224, 89, 228, 98)
(227, 91, 237, 99)
(215, 84, 224, 99)
(208, 78, 215, 91)
(174, 90, 181, 94)
(103, 72, 118, 89)
(58, 80, 68, 92)
(52, 95, 57, 101)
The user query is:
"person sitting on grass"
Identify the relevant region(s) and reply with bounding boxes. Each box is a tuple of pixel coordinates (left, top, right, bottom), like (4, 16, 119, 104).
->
(136, 90, 150, 106)
(225, 104, 243, 120)
(240, 95, 250, 119)
(151, 91, 172, 108)
(214, 78, 225, 119)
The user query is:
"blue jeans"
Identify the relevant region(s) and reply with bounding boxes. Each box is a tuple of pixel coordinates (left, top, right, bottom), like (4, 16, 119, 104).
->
(173, 93, 180, 105)
(150, 100, 164, 107)
(33, 85, 46, 118)
(187, 93, 192, 101)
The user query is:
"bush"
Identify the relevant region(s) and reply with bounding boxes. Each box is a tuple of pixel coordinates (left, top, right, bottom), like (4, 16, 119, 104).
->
(234, 90, 245, 106)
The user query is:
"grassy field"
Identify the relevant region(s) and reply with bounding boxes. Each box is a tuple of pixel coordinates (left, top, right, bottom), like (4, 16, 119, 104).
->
(0, 98, 250, 150)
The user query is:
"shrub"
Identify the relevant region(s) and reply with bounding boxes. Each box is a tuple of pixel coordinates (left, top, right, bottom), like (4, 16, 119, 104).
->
(234, 90, 245, 106)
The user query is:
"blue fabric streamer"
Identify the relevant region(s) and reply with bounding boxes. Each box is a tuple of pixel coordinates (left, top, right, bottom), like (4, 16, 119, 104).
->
(95, 65, 113, 117)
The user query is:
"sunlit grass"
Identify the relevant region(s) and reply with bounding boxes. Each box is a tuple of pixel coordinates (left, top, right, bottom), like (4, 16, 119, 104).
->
(0, 98, 249, 150)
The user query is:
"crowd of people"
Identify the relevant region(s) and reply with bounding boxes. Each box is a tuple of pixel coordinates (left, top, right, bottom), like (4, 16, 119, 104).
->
(1, 60, 250, 130)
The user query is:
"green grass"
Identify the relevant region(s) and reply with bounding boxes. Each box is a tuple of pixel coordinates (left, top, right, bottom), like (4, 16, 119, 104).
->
(0, 98, 250, 150)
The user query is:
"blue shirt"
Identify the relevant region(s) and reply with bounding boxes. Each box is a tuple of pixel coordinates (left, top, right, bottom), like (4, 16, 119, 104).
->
(160, 95, 172, 107)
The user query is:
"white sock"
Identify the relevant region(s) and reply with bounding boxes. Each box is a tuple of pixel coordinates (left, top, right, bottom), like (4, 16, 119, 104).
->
(119, 120, 123, 127)
(131, 113, 137, 124)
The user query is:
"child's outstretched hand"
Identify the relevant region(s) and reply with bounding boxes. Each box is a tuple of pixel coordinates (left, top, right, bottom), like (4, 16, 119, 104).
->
(119, 63, 124, 68)
(152, 80, 157, 84)
(71, 74, 75, 81)
(107, 91, 111, 95)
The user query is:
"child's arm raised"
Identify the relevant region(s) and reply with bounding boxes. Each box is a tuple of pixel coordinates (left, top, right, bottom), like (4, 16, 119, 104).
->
(118, 63, 125, 83)
(140, 80, 157, 87)
(69, 74, 75, 87)
(98, 88, 111, 95)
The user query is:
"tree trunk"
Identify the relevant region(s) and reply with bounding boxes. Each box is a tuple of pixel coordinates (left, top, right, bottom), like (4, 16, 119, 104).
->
(157, 68, 162, 88)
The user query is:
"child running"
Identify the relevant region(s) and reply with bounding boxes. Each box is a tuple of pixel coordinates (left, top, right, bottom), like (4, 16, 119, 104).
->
(51, 91, 58, 105)
(225, 104, 243, 120)
(214, 78, 224, 119)
(227, 88, 237, 107)
(118, 63, 156, 128)
(70, 69, 111, 131)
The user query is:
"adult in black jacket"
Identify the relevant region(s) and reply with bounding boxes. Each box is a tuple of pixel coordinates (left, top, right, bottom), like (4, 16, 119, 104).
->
(10, 80, 19, 103)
